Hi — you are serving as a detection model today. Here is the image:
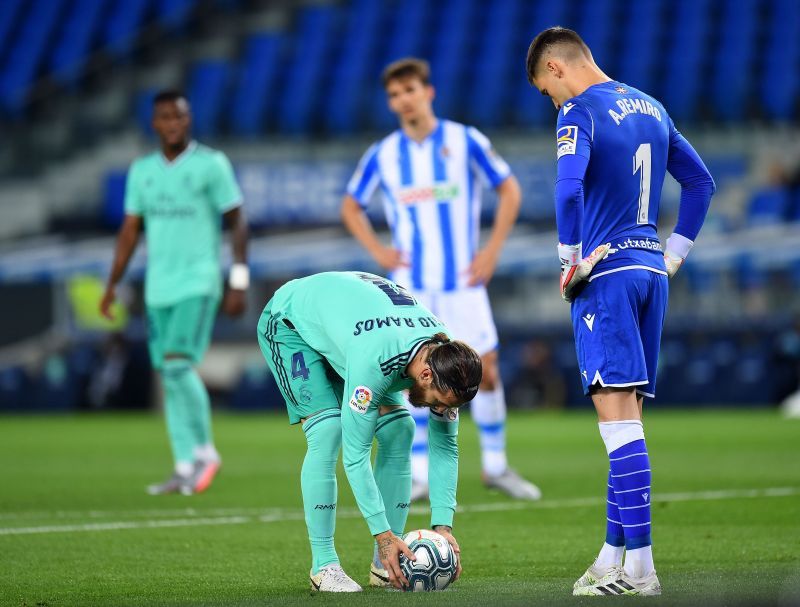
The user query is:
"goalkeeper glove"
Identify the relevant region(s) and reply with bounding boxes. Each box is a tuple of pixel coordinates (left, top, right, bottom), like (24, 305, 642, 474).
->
(558, 242, 610, 303)
(663, 233, 693, 278)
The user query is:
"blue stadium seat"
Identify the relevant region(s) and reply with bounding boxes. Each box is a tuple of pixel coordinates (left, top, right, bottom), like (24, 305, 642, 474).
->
(370, 0, 430, 131)
(746, 186, 791, 226)
(104, 0, 153, 57)
(0, 0, 27, 68)
(50, 0, 113, 86)
(135, 88, 158, 135)
(574, 0, 614, 70)
(0, 0, 69, 115)
(513, 1, 573, 128)
(103, 170, 128, 229)
(616, 0, 664, 95)
(188, 60, 232, 138)
(278, 6, 338, 135)
(324, 0, 383, 134)
(429, 0, 477, 120)
(710, 0, 759, 121)
(467, 0, 523, 128)
(761, 0, 800, 121)
(156, 0, 196, 29)
(661, 0, 712, 122)
(230, 33, 284, 136)
(0, 366, 30, 412)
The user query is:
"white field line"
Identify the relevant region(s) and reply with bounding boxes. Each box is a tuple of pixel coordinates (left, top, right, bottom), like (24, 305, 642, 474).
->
(0, 486, 797, 536)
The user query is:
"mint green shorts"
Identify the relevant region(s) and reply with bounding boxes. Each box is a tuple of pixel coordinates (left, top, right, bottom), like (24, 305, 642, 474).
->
(257, 306, 344, 424)
(146, 295, 220, 370)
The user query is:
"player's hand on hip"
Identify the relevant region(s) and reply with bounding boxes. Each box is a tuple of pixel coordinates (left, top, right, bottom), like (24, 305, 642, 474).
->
(467, 247, 499, 286)
(559, 243, 610, 303)
(222, 288, 246, 317)
(433, 525, 462, 581)
(664, 251, 683, 278)
(372, 246, 409, 271)
(375, 530, 415, 589)
(99, 287, 116, 320)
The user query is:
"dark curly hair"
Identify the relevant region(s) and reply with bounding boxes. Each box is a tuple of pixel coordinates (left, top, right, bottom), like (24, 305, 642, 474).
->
(424, 333, 482, 403)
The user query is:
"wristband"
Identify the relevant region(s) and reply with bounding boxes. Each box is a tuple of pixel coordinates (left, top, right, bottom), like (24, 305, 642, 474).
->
(665, 233, 693, 260)
(228, 263, 250, 290)
(557, 242, 582, 267)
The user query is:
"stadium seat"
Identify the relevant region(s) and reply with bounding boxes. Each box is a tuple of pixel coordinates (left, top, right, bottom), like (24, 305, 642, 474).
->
(0, 366, 30, 412)
(0, 0, 69, 115)
(429, 0, 477, 121)
(188, 59, 232, 138)
(104, 0, 153, 58)
(156, 0, 196, 30)
(50, 0, 113, 87)
(761, 0, 800, 121)
(278, 6, 337, 135)
(0, 0, 28, 69)
(103, 170, 128, 229)
(746, 186, 791, 226)
(324, 0, 383, 134)
(616, 0, 664, 95)
(230, 33, 285, 136)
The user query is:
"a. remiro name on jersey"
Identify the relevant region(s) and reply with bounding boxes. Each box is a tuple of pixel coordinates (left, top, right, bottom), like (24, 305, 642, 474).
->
(347, 120, 511, 292)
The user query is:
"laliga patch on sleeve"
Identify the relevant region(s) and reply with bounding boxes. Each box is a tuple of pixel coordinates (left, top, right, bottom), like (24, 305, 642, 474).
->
(556, 125, 578, 159)
(349, 386, 373, 414)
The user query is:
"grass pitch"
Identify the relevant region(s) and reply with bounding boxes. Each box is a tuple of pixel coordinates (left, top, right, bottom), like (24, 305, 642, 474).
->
(0, 409, 798, 606)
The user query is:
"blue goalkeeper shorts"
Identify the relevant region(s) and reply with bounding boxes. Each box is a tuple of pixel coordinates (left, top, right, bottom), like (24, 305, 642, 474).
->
(571, 269, 668, 398)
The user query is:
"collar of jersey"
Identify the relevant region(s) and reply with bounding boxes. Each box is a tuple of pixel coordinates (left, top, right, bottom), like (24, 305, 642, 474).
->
(159, 140, 198, 168)
(398, 119, 442, 146)
(401, 336, 432, 378)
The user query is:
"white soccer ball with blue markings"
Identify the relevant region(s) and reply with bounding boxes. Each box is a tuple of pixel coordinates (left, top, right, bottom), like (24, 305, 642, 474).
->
(399, 529, 458, 592)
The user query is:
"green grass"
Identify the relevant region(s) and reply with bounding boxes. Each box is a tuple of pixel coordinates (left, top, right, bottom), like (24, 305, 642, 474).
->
(0, 410, 799, 606)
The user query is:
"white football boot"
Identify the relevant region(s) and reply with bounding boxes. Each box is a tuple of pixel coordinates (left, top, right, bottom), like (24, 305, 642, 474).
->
(573, 567, 661, 596)
(482, 467, 542, 501)
(573, 563, 619, 590)
(369, 562, 392, 588)
(309, 565, 362, 592)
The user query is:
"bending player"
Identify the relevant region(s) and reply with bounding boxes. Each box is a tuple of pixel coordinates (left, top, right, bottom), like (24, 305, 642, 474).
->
(342, 58, 541, 502)
(526, 28, 715, 596)
(256, 271, 480, 591)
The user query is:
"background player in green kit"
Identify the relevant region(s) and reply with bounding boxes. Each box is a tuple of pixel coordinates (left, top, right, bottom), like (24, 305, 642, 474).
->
(100, 90, 249, 496)
(257, 271, 482, 592)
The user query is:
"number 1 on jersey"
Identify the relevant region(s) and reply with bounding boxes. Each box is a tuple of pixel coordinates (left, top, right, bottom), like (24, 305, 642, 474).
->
(633, 143, 651, 225)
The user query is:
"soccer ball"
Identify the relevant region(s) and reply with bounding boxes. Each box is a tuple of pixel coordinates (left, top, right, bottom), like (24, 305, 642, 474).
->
(399, 529, 458, 592)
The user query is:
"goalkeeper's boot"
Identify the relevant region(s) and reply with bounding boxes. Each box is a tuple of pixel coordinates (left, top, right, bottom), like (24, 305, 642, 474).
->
(573, 562, 618, 590)
(309, 565, 362, 592)
(573, 567, 661, 596)
(369, 562, 392, 588)
(191, 458, 221, 494)
(482, 467, 542, 501)
(146, 472, 193, 496)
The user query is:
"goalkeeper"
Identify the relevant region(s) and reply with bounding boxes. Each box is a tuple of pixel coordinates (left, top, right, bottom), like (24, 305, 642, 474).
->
(257, 271, 480, 592)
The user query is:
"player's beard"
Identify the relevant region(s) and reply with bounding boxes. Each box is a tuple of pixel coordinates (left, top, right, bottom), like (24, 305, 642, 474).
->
(407, 383, 427, 407)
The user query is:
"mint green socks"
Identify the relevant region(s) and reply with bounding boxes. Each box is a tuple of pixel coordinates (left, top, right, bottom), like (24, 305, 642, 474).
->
(301, 410, 342, 574)
(372, 408, 415, 567)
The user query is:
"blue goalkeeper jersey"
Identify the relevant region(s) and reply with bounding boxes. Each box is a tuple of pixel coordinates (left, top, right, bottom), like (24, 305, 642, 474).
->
(556, 80, 676, 277)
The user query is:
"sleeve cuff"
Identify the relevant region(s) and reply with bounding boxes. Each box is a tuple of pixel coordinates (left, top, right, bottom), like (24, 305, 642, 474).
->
(366, 512, 390, 536)
(430, 506, 455, 529)
(665, 232, 693, 259)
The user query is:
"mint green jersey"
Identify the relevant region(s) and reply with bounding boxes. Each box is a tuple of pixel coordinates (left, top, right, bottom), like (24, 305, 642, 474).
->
(265, 271, 460, 532)
(124, 141, 243, 307)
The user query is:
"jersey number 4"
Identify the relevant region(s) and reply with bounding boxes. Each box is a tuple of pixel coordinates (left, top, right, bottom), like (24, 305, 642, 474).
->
(633, 143, 651, 225)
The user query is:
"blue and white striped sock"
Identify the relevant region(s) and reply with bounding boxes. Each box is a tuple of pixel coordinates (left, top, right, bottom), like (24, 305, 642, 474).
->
(595, 469, 625, 568)
(470, 386, 508, 476)
(599, 420, 655, 578)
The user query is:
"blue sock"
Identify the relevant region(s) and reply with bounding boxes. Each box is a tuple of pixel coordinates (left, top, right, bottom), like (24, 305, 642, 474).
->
(609, 438, 652, 551)
(605, 469, 625, 548)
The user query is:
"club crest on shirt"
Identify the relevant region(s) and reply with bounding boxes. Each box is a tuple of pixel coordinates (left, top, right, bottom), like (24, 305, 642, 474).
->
(556, 125, 578, 159)
(615, 85, 628, 94)
(349, 386, 372, 414)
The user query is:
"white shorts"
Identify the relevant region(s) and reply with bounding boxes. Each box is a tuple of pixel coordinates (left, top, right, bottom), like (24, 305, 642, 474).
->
(412, 287, 499, 356)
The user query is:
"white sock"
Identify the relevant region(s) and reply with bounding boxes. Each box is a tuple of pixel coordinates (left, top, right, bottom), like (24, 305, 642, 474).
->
(194, 443, 220, 463)
(469, 385, 508, 476)
(624, 546, 655, 578)
(595, 542, 624, 569)
(175, 461, 194, 477)
(408, 404, 429, 486)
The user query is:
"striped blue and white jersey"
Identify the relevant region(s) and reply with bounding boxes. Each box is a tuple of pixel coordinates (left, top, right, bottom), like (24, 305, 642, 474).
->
(347, 119, 512, 292)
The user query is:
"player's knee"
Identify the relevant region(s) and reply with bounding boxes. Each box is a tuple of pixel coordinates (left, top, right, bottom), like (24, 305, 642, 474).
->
(303, 414, 342, 460)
